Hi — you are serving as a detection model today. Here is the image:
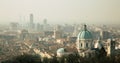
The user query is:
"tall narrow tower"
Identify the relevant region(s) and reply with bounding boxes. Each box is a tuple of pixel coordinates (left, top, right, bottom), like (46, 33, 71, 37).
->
(43, 19, 47, 25)
(107, 38, 115, 57)
(30, 14, 33, 24)
(29, 13, 34, 29)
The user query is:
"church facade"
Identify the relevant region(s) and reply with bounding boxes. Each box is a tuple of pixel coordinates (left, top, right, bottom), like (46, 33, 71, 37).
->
(76, 24, 115, 57)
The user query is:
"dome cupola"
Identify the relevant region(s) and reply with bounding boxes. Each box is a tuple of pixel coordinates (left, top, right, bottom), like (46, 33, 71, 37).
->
(77, 24, 92, 40)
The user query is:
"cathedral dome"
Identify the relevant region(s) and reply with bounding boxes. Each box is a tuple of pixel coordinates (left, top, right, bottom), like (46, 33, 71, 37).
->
(77, 25, 92, 40)
(57, 48, 65, 53)
(57, 48, 66, 57)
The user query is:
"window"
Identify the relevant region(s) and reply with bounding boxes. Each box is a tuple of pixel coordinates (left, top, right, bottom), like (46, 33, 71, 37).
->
(86, 43, 88, 48)
(81, 43, 82, 47)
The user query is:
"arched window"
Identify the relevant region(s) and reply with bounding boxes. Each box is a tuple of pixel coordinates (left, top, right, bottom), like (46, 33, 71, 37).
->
(81, 43, 82, 47)
(86, 43, 88, 48)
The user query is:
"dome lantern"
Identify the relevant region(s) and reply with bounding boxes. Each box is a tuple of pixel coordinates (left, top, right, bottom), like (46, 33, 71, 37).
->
(84, 24, 87, 31)
(77, 24, 92, 40)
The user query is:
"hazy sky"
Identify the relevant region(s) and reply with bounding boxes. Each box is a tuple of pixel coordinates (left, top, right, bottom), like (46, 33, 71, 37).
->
(0, 0, 120, 24)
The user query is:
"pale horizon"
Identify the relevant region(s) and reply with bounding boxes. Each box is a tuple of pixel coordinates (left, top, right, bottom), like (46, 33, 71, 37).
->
(0, 0, 120, 25)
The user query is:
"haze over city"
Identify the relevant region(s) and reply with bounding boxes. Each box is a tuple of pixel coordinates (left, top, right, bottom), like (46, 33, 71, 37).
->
(1, 0, 120, 63)
(0, 0, 120, 25)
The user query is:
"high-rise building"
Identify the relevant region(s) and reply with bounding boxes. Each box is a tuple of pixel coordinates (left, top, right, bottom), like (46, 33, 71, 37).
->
(100, 31, 110, 40)
(29, 13, 34, 29)
(10, 22, 19, 30)
(43, 19, 47, 25)
(30, 14, 33, 24)
(53, 25, 62, 39)
(43, 19, 52, 31)
(36, 23, 40, 31)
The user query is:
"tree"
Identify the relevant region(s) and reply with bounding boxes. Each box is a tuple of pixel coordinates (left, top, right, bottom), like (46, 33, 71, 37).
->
(99, 47, 107, 58)
(2, 54, 41, 63)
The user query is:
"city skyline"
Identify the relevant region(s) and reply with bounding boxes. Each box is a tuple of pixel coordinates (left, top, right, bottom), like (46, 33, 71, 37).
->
(0, 0, 120, 25)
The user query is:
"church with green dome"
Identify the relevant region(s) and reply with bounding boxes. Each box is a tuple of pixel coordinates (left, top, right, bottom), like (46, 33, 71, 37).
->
(76, 25, 94, 51)
(76, 24, 100, 57)
(56, 24, 116, 58)
(77, 25, 92, 40)
(76, 24, 115, 57)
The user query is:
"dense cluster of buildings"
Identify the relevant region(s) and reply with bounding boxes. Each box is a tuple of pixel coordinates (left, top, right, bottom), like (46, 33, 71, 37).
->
(0, 14, 120, 61)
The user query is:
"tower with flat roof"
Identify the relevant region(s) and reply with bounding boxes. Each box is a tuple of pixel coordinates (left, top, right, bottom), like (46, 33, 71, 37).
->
(29, 13, 34, 29)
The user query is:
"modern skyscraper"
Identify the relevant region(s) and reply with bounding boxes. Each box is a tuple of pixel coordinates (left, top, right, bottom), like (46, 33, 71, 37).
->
(10, 22, 19, 30)
(43, 19, 47, 25)
(29, 13, 34, 29)
(30, 14, 33, 24)
(100, 31, 110, 40)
